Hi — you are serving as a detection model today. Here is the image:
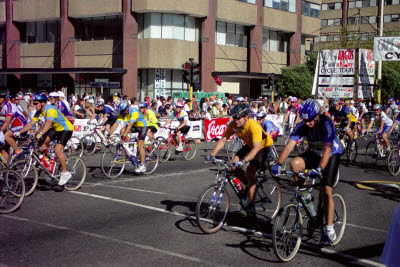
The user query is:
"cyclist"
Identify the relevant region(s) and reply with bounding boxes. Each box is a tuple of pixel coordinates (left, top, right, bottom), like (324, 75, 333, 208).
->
(94, 100, 117, 135)
(282, 97, 300, 133)
(255, 111, 280, 140)
(206, 104, 273, 215)
(14, 93, 74, 186)
(328, 99, 355, 143)
(0, 91, 28, 160)
(271, 99, 342, 245)
(386, 97, 398, 119)
(346, 100, 358, 132)
(161, 102, 190, 152)
(358, 99, 368, 133)
(109, 100, 148, 173)
(48, 92, 74, 124)
(366, 104, 393, 152)
(138, 102, 159, 141)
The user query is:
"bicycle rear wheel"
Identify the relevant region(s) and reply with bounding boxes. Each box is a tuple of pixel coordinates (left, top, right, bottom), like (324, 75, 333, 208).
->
(330, 194, 347, 245)
(272, 203, 303, 262)
(365, 141, 377, 164)
(157, 138, 171, 163)
(0, 170, 25, 213)
(143, 144, 158, 175)
(346, 140, 357, 162)
(182, 138, 197, 160)
(255, 177, 282, 222)
(101, 146, 126, 178)
(66, 136, 84, 157)
(387, 149, 400, 176)
(82, 134, 97, 155)
(63, 156, 87, 191)
(195, 183, 230, 234)
(9, 159, 38, 196)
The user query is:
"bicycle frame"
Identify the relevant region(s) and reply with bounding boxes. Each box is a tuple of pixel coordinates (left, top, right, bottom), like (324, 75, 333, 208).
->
(159, 128, 192, 153)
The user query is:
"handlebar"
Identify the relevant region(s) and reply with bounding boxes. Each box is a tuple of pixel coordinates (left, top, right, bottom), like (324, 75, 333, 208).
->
(277, 169, 319, 180)
(205, 158, 233, 167)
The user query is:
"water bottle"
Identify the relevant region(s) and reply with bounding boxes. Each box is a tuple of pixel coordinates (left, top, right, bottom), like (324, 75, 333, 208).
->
(0, 153, 6, 164)
(39, 155, 50, 168)
(233, 177, 244, 196)
(302, 191, 316, 217)
(49, 157, 56, 172)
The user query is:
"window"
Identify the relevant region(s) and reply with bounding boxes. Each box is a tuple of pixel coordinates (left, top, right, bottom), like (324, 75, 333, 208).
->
(19, 20, 60, 43)
(302, 1, 320, 18)
(265, 0, 273, 7)
(239, 0, 256, 3)
(321, 3, 328, 10)
(74, 16, 122, 41)
(278, 32, 287, 52)
(370, 0, 377, 6)
(356, 0, 362, 7)
(144, 13, 161, 38)
(335, 2, 342, 9)
(226, 23, 236, 46)
(289, 0, 296, 12)
(216, 21, 226, 45)
(262, 28, 289, 53)
(393, 14, 400, 22)
(281, 0, 289, 11)
(269, 30, 278, 52)
(301, 36, 306, 56)
(384, 15, 391, 22)
(0, 24, 5, 44)
(370, 16, 377, 23)
(265, 0, 295, 12)
(348, 17, 356, 25)
(385, 0, 392, 4)
(263, 29, 269, 50)
(349, 1, 356, 8)
(328, 19, 335, 25)
(335, 18, 342, 26)
(273, 0, 281, 9)
(321, 19, 328, 27)
(362, 0, 369, 7)
(320, 36, 327, 42)
(216, 22, 247, 48)
(328, 3, 335, 10)
(184, 16, 196, 42)
(362, 17, 369, 24)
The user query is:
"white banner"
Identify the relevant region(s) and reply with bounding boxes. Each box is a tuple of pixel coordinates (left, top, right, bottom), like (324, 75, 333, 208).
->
(312, 51, 320, 96)
(373, 36, 400, 61)
(358, 86, 374, 99)
(318, 87, 354, 98)
(154, 119, 202, 140)
(266, 114, 284, 136)
(358, 49, 375, 99)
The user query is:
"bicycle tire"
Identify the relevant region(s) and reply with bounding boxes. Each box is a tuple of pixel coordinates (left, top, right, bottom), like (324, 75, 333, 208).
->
(182, 138, 197, 161)
(346, 140, 357, 162)
(61, 156, 86, 191)
(82, 133, 97, 155)
(387, 149, 400, 176)
(272, 203, 303, 262)
(331, 194, 347, 245)
(143, 143, 159, 175)
(195, 183, 230, 234)
(67, 136, 84, 157)
(9, 159, 39, 196)
(157, 138, 171, 163)
(226, 137, 241, 161)
(365, 141, 377, 164)
(0, 170, 25, 213)
(255, 177, 282, 222)
(101, 147, 126, 179)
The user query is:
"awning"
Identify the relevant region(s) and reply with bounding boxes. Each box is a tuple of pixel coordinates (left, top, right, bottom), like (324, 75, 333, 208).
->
(0, 68, 127, 74)
(212, 71, 281, 80)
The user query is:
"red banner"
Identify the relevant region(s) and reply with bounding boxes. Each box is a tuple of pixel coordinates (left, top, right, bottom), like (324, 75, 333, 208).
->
(204, 118, 230, 142)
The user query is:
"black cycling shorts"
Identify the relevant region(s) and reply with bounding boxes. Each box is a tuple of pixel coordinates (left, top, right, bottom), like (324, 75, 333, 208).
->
(130, 126, 148, 141)
(236, 145, 272, 170)
(44, 129, 73, 147)
(298, 150, 340, 187)
(149, 126, 158, 133)
(105, 117, 117, 127)
(177, 125, 190, 135)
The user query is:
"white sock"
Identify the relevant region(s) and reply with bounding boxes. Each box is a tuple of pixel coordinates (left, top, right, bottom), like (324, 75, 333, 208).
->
(325, 225, 334, 232)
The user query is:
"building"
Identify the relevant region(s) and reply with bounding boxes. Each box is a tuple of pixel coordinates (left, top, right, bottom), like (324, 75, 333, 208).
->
(0, 0, 321, 100)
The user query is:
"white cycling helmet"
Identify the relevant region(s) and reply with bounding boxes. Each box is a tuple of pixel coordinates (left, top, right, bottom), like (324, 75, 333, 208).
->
(373, 104, 382, 110)
(255, 111, 267, 118)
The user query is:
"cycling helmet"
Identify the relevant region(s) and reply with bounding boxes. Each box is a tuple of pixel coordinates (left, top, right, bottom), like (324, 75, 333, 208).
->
(389, 97, 394, 102)
(138, 102, 148, 108)
(229, 103, 249, 118)
(117, 100, 130, 113)
(350, 100, 355, 104)
(96, 101, 105, 107)
(236, 97, 245, 102)
(255, 110, 267, 118)
(373, 104, 382, 110)
(299, 99, 321, 120)
(175, 102, 184, 108)
(291, 97, 298, 102)
(49, 92, 59, 98)
(32, 93, 48, 102)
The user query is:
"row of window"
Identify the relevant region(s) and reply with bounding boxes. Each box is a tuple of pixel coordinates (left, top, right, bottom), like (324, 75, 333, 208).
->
(348, 16, 377, 25)
(216, 22, 248, 48)
(384, 14, 400, 22)
(238, 0, 256, 4)
(139, 69, 187, 92)
(17, 20, 60, 43)
(72, 16, 122, 41)
(137, 13, 201, 42)
(386, 0, 400, 5)
(316, 32, 375, 42)
(321, 2, 342, 10)
(302, 1, 320, 18)
(348, 0, 378, 8)
(264, 0, 297, 13)
(323, 0, 398, 10)
(322, 14, 399, 28)
(321, 18, 342, 27)
(262, 29, 289, 53)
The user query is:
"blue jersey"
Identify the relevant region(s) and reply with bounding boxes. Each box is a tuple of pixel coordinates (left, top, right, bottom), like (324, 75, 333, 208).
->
(329, 106, 350, 123)
(261, 120, 279, 133)
(103, 104, 117, 119)
(290, 115, 342, 155)
(56, 101, 72, 119)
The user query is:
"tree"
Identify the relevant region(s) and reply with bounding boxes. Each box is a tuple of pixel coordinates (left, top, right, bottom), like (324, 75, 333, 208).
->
(381, 64, 400, 101)
(276, 64, 313, 98)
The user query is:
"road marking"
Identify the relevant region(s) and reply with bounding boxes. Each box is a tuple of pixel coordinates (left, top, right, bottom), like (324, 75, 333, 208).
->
(346, 223, 388, 233)
(71, 191, 384, 267)
(2, 215, 224, 266)
(354, 181, 400, 191)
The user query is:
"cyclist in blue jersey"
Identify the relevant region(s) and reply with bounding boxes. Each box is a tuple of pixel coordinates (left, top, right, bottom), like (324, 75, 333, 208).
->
(271, 99, 342, 245)
(48, 92, 74, 124)
(94, 100, 117, 135)
(15, 94, 74, 185)
(109, 100, 148, 173)
(327, 99, 354, 142)
(255, 111, 280, 140)
(161, 101, 190, 152)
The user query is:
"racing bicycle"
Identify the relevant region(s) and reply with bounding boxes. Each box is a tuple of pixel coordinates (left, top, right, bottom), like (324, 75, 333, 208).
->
(157, 127, 197, 163)
(0, 169, 25, 213)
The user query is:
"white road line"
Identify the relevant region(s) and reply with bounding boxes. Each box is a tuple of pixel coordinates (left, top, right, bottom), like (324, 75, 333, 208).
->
(346, 223, 388, 233)
(70, 191, 384, 267)
(2, 215, 224, 266)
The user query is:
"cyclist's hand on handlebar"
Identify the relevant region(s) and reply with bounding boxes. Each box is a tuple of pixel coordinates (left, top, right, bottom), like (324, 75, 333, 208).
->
(270, 163, 283, 176)
(205, 154, 215, 162)
(36, 132, 43, 139)
(234, 161, 244, 168)
(309, 166, 322, 179)
(343, 127, 349, 132)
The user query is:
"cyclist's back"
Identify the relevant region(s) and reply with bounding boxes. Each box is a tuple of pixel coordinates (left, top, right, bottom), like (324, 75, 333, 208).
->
(34, 104, 74, 132)
(0, 102, 27, 131)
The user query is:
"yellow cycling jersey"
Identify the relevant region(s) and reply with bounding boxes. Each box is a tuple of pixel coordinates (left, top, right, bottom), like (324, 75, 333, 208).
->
(117, 107, 148, 127)
(144, 109, 159, 130)
(224, 118, 273, 149)
(33, 104, 74, 132)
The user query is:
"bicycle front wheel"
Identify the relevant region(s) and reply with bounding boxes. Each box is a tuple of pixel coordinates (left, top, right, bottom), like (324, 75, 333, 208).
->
(195, 183, 230, 234)
(182, 138, 197, 161)
(331, 194, 347, 245)
(9, 159, 38, 196)
(157, 138, 171, 163)
(272, 203, 303, 262)
(101, 147, 126, 179)
(255, 177, 282, 222)
(82, 134, 97, 155)
(365, 141, 377, 164)
(143, 144, 159, 175)
(64, 156, 87, 191)
(226, 138, 242, 161)
(387, 149, 400, 176)
(346, 140, 357, 162)
(0, 170, 25, 213)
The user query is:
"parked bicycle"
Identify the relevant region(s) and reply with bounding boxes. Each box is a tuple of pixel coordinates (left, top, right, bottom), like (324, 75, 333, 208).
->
(157, 127, 197, 163)
(195, 158, 282, 234)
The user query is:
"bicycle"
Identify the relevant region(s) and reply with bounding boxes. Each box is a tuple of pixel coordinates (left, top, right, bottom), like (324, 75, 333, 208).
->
(272, 170, 346, 262)
(386, 138, 400, 176)
(0, 169, 25, 213)
(66, 136, 84, 157)
(195, 158, 282, 234)
(157, 127, 197, 163)
(225, 135, 243, 161)
(337, 128, 357, 162)
(101, 135, 159, 178)
(82, 123, 112, 155)
(10, 137, 86, 192)
(365, 133, 394, 165)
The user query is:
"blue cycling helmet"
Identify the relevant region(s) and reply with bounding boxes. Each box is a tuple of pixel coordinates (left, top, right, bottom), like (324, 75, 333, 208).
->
(96, 100, 105, 107)
(117, 100, 130, 113)
(138, 102, 148, 108)
(389, 97, 394, 102)
(32, 93, 48, 102)
(299, 99, 321, 120)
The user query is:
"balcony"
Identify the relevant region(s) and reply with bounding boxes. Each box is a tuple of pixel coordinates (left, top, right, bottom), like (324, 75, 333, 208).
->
(69, 0, 122, 18)
(13, 0, 60, 21)
(20, 43, 56, 68)
(132, 0, 208, 17)
(215, 45, 247, 72)
(262, 51, 287, 74)
(74, 40, 122, 68)
(216, 0, 257, 25)
(264, 8, 297, 32)
(302, 16, 321, 36)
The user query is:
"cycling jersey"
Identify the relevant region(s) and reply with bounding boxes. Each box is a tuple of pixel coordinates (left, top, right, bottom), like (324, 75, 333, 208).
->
(286, 104, 300, 114)
(349, 105, 358, 121)
(117, 106, 148, 127)
(290, 115, 343, 155)
(358, 103, 368, 114)
(33, 104, 74, 131)
(224, 118, 273, 149)
(170, 110, 188, 125)
(329, 106, 351, 123)
(0, 102, 27, 130)
(144, 109, 159, 130)
(261, 120, 279, 133)
(103, 104, 117, 119)
(56, 100, 73, 119)
(371, 112, 393, 127)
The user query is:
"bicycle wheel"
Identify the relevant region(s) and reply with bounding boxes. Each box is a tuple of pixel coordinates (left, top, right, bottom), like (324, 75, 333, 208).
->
(365, 141, 377, 164)
(9, 159, 38, 196)
(255, 177, 282, 222)
(101, 146, 126, 179)
(67, 136, 84, 157)
(157, 138, 171, 163)
(346, 140, 357, 162)
(182, 138, 197, 160)
(0, 170, 25, 213)
(227, 138, 242, 161)
(63, 156, 86, 191)
(82, 133, 97, 155)
(272, 203, 303, 262)
(330, 194, 347, 246)
(143, 144, 158, 175)
(195, 183, 230, 234)
(387, 149, 400, 176)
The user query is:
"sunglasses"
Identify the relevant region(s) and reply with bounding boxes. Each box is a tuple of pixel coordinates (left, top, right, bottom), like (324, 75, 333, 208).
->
(303, 118, 315, 123)
(33, 102, 40, 105)
(257, 118, 264, 121)
(232, 115, 243, 120)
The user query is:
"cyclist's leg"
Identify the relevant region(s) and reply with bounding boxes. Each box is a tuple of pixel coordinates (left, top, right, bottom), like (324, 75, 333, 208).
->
(54, 131, 73, 173)
(133, 127, 147, 164)
(246, 146, 271, 203)
(382, 130, 390, 149)
(176, 131, 182, 145)
(4, 128, 22, 154)
(346, 122, 355, 140)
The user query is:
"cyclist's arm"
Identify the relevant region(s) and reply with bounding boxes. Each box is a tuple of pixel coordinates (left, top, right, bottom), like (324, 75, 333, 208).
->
(282, 112, 289, 126)
(366, 118, 374, 132)
(123, 121, 135, 136)
(18, 119, 36, 135)
(277, 139, 296, 164)
(388, 122, 396, 134)
(210, 136, 227, 156)
(376, 120, 384, 134)
(319, 143, 332, 170)
(162, 118, 172, 128)
(38, 119, 53, 135)
(0, 116, 12, 133)
(102, 113, 108, 124)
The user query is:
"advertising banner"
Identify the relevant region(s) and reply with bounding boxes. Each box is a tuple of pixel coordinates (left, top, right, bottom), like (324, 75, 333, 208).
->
(265, 114, 284, 135)
(373, 36, 400, 61)
(204, 118, 230, 142)
(358, 49, 375, 98)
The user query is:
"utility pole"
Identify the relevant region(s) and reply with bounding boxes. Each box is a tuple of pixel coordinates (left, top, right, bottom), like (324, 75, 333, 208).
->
(376, 0, 384, 103)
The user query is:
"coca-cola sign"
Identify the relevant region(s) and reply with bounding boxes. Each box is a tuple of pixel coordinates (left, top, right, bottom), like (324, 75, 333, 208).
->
(204, 118, 230, 142)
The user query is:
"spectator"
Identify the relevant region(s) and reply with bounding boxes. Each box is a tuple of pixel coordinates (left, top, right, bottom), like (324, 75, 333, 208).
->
(150, 102, 160, 118)
(158, 99, 168, 117)
(211, 102, 220, 118)
(74, 98, 86, 119)
(221, 104, 229, 117)
(165, 103, 173, 117)
(131, 97, 138, 109)
(205, 107, 212, 120)
(184, 99, 191, 113)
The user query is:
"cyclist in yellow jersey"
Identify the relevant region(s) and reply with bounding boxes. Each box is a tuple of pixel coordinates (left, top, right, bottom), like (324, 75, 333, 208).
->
(15, 94, 73, 186)
(138, 102, 159, 140)
(206, 104, 273, 216)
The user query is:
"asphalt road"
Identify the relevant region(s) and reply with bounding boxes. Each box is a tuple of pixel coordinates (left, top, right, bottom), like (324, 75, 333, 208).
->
(1, 137, 399, 267)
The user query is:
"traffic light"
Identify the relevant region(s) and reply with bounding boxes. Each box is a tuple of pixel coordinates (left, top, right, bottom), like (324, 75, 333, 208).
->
(192, 63, 200, 84)
(182, 62, 191, 84)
